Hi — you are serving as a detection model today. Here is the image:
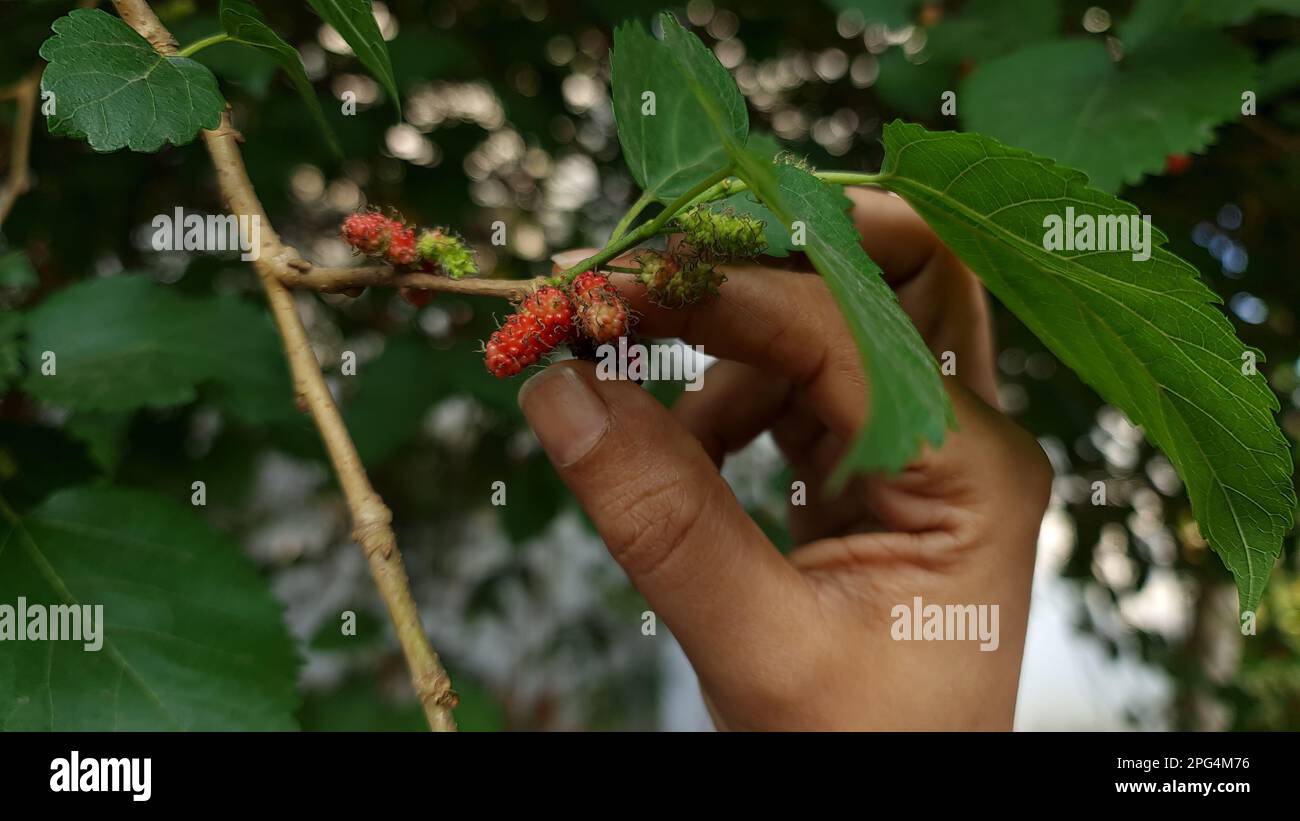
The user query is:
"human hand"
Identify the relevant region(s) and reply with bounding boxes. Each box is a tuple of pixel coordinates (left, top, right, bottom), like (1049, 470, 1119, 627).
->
(521, 188, 1052, 730)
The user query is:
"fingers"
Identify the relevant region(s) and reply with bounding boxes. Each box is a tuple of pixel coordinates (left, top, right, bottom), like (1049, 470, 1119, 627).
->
(517, 361, 813, 693)
(847, 188, 1000, 405)
(634, 269, 872, 442)
(554, 249, 869, 442)
(671, 360, 791, 466)
(846, 187, 945, 286)
(555, 250, 845, 384)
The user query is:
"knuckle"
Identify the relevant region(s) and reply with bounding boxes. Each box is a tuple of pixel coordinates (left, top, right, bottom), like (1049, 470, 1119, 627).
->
(601, 470, 709, 580)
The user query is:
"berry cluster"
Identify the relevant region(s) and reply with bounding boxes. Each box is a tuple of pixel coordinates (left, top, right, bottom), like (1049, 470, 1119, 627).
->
(340, 212, 419, 268)
(340, 211, 479, 278)
(484, 272, 633, 377)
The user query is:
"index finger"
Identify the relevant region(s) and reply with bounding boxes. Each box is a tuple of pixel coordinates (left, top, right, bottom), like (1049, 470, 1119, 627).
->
(553, 249, 868, 441)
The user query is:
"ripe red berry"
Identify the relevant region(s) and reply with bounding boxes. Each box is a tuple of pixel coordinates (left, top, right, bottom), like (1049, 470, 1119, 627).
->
(341, 211, 423, 269)
(570, 271, 630, 343)
(384, 224, 419, 268)
(521, 285, 576, 347)
(340, 211, 395, 255)
(484, 286, 575, 377)
(1165, 153, 1192, 175)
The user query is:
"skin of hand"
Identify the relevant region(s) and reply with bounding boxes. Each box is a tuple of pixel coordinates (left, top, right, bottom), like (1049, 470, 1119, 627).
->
(519, 187, 1053, 731)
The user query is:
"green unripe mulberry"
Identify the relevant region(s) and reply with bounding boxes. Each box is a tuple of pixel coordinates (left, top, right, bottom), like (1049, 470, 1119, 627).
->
(636, 250, 726, 307)
(417, 229, 479, 279)
(672, 206, 767, 261)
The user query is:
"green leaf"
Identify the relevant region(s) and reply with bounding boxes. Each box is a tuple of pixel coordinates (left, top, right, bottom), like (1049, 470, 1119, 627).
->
(305, 0, 400, 116)
(219, 0, 341, 157)
(632, 17, 951, 476)
(611, 13, 748, 201)
(873, 48, 957, 120)
(878, 121, 1296, 611)
(0, 251, 38, 301)
(39, 9, 225, 153)
(874, 0, 1060, 118)
(961, 32, 1255, 191)
(0, 486, 300, 730)
(941, 0, 1060, 57)
(839, 2, 1065, 140)
(1123, 0, 1300, 49)
(22, 275, 294, 424)
(65, 411, 133, 475)
(1261, 45, 1300, 100)
(733, 152, 954, 478)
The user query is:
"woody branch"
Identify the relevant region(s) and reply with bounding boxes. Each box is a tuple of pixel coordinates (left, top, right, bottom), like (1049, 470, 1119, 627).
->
(112, 0, 459, 732)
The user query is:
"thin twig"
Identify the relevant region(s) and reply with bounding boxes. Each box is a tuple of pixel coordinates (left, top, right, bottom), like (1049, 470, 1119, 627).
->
(0, 68, 40, 226)
(278, 264, 548, 300)
(113, 0, 458, 731)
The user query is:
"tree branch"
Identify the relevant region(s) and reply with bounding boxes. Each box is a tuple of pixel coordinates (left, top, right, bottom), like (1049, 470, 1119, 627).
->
(278, 264, 548, 300)
(0, 68, 40, 226)
(113, 0, 458, 731)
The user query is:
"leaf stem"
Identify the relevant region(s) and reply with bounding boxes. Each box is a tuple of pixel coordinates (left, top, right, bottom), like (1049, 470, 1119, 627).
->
(554, 165, 734, 284)
(177, 33, 231, 58)
(691, 170, 890, 208)
(607, 189, 656, 245)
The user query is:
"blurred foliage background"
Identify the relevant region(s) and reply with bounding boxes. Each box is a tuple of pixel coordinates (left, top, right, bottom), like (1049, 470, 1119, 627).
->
(0, 0, 1297, 730)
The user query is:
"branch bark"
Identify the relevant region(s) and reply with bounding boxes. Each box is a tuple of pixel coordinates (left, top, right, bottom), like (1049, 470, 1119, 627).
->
(113, 0, 458, 731)
(278, 264, 548, 300)
(0, 68, 40, 226)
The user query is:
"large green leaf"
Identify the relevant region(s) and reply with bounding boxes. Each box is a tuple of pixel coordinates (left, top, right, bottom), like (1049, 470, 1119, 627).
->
(617, 15, 951, 475)
(219, 0, 341, 156)
(306, 0, 400, 116)
(873, 0, 1066, 117)
(878, 121, 1296, 611)
(874, 0, 1059, 119)
(961, 32, 1255, 191)
(39, 9, 225, 153)
(0, 486, 299, 730)
(1261, 45, 1300, 100)
(733, 154, 953, 478)
(22, 275, 294, 424)
(1123, 0, 1300, 49)
(610, 13, 748, 201)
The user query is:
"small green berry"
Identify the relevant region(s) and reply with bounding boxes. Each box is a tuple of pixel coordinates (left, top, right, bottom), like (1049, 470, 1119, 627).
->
(417, 229, 479, 279)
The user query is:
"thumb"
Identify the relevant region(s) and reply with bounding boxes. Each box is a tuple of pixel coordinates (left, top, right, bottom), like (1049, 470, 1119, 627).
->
(517, 361, 810, 689)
